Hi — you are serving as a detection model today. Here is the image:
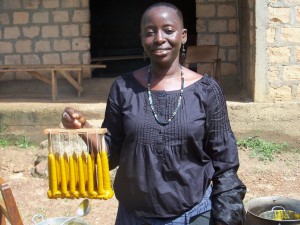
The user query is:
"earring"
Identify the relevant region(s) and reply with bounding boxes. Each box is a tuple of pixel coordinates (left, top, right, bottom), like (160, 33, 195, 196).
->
(143, 51, 148, 61)
(181, 43, 186, 60)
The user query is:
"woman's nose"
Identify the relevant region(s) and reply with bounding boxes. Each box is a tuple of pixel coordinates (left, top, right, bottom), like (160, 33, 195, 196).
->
(154, 30, 165, 43)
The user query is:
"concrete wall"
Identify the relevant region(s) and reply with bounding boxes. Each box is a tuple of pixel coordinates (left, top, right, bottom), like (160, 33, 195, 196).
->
(257, 0, 300, 102)
(0, 0, 91, 80)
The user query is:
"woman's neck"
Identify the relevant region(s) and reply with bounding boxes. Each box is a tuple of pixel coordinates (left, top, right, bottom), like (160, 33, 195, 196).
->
(150, 62, 181, 80)
(148, 62, 182, 91)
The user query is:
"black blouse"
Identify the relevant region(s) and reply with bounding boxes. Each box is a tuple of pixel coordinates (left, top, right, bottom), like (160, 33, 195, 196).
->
(102, 73, 246, 223)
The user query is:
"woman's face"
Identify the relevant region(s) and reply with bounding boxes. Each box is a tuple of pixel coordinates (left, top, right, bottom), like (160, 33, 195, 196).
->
(140, 6, 187, 65)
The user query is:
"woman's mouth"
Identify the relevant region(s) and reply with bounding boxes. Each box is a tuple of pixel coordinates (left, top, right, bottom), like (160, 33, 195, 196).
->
(152, 48, 171, 56)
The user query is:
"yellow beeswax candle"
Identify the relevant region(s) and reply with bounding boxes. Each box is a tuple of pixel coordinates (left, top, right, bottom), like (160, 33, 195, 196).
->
(69, 153, 76, 194)
(64, 153, 69, 186)
(87, 153, 97, 198)
(60, 154, 68, 196)
(82, 152, 88, 187)
(47, 152, 57, 198)
(78, 153, 87, 197)
(96, 152, 104, 195)
(101, 151, 114, 199)
(55, 153, 61, 187)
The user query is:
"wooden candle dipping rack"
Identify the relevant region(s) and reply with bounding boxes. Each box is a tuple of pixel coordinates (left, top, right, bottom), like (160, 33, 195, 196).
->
(43, 128, 114, 200)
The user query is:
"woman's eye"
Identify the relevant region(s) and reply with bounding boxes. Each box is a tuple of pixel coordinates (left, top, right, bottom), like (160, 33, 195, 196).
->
(144, 30, 154, 36)
(165, 29, 174, 34)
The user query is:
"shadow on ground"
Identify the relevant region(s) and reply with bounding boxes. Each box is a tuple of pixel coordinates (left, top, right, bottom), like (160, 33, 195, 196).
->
(0, 77, 114, 104)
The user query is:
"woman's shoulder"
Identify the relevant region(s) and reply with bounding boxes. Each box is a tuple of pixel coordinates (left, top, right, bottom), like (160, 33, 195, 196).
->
(183, 68, 225, 104)
(107, 72, 136, 101)
(110, 70, 145, 93)
(183, 67, 219, 89)
(197, 74, 220, 91)
(110, 72, 134, 87)
(113, 71, 134, 82)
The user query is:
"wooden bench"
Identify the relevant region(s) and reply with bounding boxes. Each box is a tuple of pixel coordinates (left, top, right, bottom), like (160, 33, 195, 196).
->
(0, 64, 106, 101)
(184, 45, 221, 83)
(91, 54, 144, 63)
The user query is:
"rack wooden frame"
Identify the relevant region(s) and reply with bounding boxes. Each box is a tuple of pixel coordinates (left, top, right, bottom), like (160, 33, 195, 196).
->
(43, 128, 107, 135)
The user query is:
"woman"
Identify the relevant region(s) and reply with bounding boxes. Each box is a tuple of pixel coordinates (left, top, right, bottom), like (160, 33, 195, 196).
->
(62, 2, 246, 225)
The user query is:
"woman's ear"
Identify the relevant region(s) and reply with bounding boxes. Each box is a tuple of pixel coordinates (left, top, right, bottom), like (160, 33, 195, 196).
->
(182, 28, 187, 43)
(139, 32, 144, 46)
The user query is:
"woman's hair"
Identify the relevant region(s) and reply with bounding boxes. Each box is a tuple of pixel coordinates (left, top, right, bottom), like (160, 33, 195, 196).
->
(141, 2, 184, 27)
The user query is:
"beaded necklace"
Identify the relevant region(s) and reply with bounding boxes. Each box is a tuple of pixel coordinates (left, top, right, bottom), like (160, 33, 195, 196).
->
(147, 65, 184, 125)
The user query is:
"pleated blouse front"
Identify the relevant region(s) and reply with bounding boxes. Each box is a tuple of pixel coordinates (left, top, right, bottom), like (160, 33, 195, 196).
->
(102, 72, 239, 218)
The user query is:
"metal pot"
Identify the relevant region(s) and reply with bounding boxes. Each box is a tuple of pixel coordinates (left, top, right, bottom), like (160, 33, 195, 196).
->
(259, 206, 300, 221)
(245, 196, 300, 225)
(32, 214, 88, 225)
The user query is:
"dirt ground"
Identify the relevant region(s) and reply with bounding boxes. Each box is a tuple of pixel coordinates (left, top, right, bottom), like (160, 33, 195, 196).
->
(0, 131, 299, 225)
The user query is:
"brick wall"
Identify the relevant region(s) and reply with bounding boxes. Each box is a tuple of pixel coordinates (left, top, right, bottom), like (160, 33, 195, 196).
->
(266, 0, 300, 102)
(1, 0, 300, 103)
(195, 0, 239, 77)
(0, 0, 91, 80)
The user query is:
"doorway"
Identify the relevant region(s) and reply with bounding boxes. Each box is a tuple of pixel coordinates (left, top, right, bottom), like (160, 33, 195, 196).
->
(89, 0, 197, 77)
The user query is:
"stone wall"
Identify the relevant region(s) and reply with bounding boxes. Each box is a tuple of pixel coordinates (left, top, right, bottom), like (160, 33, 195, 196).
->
(0, 0, 91, 80)
(266, 0, 300, 102)
(195, 0, 239, 77)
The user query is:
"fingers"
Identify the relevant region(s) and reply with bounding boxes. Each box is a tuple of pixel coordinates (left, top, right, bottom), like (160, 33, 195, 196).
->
(64, 107, 76, 118)
(62, 107, 85, 129)
(62, 111, 69, 119)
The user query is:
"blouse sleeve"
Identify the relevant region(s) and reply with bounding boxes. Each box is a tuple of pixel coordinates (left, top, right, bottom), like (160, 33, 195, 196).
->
(204, 79, 246, 225)
(101, 79, 125, 170)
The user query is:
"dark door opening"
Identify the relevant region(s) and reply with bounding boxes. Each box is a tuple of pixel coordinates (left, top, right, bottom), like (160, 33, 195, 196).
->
(90, 0, 196, 77)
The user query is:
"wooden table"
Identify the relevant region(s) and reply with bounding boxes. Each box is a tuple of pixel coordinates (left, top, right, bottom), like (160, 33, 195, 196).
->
(0, 64, 106, 101)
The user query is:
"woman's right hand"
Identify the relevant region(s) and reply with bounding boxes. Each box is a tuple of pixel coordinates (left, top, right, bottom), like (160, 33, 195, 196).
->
(61, 107, 88, 129)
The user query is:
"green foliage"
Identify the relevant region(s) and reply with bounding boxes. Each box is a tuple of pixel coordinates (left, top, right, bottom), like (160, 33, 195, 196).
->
(15, 134, 33, 149)
(237, 136, 288, 161)
(0, 122, 7, 133)
(0, 138, 9, 147)
(0, 122, 9, 147)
